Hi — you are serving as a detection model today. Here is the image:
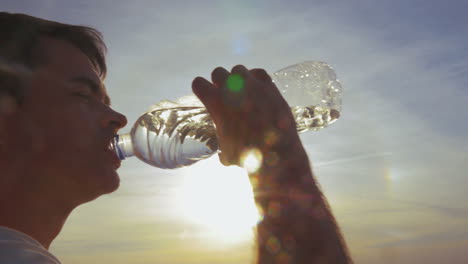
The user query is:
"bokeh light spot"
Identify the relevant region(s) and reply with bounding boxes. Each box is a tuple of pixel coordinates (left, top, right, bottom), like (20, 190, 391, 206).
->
(241, 148, 263, 173)
(227, 74, 245, 93)
(231, 35, 250, 55)
(266, 235, 281, 254)
(268, 201, 281, 218)
(265, 129, 280, 146)
(265, 151, 279, 167)
(278, 251, 292, 264)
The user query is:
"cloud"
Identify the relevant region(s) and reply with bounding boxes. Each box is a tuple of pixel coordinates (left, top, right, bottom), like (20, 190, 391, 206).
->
(372, 231, 468, 248)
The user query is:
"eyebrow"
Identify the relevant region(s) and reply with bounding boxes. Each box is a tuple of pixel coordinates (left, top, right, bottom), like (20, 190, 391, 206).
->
(70, 76, 111, 106)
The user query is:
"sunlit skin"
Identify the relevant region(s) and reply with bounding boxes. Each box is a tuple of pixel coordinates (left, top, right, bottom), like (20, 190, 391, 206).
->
(0, 37, 127, 249)
(193, 66, 352, 263)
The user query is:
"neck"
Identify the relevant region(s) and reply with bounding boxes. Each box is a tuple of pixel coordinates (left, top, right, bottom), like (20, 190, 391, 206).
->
(0, 185, 76, 249)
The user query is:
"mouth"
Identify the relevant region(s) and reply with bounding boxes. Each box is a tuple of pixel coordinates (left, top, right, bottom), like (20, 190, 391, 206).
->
(107, 137, 121, 169)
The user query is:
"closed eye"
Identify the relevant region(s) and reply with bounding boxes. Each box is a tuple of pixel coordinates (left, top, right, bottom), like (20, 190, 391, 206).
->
(69, 76, 101, 102)
(72, 88, 93, 100)
(73, 92, 91, 98)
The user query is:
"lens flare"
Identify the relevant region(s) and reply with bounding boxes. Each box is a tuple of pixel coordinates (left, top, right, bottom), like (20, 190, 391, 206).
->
(241, 148, 263, 174)
(226, 74, 245, 93)
(231, 36, 250, 55)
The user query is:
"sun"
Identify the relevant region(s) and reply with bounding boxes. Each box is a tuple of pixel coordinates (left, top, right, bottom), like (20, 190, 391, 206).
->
(173, 157, 260, 245)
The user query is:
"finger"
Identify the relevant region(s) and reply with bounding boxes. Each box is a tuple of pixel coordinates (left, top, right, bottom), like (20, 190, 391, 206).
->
(217, 145, 239, 167)
(192, 77, 222, 118)
(249, 68, 273, 95)
(218, 151, 232, 166)
(251, 68, 285, 102)
(250, 68, 272, 83)
(211, 67, 230, 88)
(229, 65, 253, 97)
(231, 64, 250, 77)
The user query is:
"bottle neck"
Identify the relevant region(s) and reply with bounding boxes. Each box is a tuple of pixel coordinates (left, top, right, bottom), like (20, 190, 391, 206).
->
(114, 133, 134, 160)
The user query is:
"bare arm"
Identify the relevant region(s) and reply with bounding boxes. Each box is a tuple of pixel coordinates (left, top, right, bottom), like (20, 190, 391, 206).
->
(192, 65, 352, 264)
(251, 142, 351, 264)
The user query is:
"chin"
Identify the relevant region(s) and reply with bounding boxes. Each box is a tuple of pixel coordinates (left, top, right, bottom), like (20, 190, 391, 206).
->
(100, 170, 121, 194)
(82, 170, 121, 202)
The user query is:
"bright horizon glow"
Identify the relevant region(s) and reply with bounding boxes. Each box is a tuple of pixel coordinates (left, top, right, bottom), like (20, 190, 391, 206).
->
(173, 158, 260, 246)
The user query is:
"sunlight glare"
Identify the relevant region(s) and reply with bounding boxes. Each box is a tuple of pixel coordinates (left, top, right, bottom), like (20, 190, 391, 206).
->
(174, 157, 260, 245)
(240, 148, 263, 174)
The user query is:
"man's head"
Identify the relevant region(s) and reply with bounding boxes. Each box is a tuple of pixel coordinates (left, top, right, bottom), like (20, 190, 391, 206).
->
(0, 12, 127, 206)
(0, 12, 107, 104)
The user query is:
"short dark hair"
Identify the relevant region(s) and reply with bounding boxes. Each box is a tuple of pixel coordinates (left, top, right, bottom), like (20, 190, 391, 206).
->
(0, 12, 107, 104)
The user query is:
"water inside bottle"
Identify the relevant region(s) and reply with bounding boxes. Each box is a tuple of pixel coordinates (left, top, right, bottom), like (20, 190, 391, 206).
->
(292, 105, 340, 132)
(131, 104, 339, 168)
(131, 106, 218, 169)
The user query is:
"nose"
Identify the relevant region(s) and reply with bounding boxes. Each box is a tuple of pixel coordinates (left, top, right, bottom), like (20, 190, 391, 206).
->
(113, 110, 128, 129)
(102, 107, 128, 131)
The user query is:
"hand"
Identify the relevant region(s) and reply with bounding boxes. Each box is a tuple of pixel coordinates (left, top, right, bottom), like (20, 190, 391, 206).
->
(193, 66, 352, 264)
(192, 65, 303, 168)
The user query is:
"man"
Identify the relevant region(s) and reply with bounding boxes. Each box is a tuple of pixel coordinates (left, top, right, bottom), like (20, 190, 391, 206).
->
(0, 12, 352, 263)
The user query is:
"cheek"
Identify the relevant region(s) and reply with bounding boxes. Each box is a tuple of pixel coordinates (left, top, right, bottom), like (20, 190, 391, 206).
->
(38, 107, 99, 154)
(10, 116, 48, 154)
(68, 107, 100, 149)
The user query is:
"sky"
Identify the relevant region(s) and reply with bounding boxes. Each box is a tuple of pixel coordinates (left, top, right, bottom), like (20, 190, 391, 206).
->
(2, 0, 468, 263)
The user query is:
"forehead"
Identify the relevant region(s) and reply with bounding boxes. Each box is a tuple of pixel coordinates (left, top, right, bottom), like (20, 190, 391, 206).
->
(38, 37, 97, 78)
(37, 37, 110, 104)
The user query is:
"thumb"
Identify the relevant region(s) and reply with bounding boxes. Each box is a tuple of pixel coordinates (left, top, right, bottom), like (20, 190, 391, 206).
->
(218, 150, 239, 167)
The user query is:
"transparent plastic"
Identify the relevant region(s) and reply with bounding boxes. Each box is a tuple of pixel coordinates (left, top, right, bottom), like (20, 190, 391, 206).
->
(114, 61, 343, 169)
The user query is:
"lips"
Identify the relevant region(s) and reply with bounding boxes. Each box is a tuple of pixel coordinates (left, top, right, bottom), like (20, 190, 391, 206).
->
(106, 137, 121, 169)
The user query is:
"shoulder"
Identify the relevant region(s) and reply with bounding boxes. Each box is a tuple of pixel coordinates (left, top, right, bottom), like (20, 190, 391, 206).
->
(0, 241, 60, 264)
(0, 227, 61, 264)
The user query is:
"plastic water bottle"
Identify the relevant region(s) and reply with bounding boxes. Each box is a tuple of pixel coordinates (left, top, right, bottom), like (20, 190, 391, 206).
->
(114, 61, 343, 169)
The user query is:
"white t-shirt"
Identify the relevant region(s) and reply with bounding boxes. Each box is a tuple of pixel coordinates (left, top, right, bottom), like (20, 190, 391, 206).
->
(0, 226, 61, 264)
